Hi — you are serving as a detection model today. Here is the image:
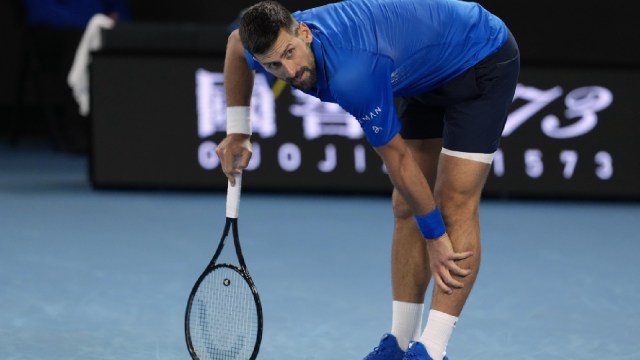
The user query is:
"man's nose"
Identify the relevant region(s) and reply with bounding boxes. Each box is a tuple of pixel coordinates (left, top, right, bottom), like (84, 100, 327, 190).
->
(282, 61, 296, 78)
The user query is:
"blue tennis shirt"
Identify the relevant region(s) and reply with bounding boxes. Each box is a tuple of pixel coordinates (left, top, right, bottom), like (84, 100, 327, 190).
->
(244, 0, 508, 146)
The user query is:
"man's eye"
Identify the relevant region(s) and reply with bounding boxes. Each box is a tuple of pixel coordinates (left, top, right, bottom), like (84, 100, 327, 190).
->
(286, 48, 294, 57)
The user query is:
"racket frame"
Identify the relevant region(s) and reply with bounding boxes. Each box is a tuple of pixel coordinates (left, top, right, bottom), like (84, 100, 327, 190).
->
(185, 175, 263, 360)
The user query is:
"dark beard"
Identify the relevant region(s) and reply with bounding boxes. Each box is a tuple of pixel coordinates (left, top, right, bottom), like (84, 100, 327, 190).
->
(286, 66, 317, 90)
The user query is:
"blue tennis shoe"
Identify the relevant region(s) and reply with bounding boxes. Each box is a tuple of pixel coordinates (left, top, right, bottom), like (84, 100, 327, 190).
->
(363, 334, 405, 360)
(402, 341, 449, 360)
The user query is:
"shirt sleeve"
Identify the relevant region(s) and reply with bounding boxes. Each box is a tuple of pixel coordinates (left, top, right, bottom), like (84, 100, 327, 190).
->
(106, 0, 130, 21)
(329, 53, 400, 147)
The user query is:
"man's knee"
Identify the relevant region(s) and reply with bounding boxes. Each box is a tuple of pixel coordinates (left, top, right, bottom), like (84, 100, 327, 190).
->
(434, 155, 490, 219)
(436, 185, 481, 223)
(391, 189, 414, 220)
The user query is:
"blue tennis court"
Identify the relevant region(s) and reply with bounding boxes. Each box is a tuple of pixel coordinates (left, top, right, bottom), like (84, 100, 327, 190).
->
(1, 142, 639, 360)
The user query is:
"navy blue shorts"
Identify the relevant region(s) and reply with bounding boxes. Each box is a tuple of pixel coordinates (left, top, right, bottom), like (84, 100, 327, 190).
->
(398, 32, 520, 156)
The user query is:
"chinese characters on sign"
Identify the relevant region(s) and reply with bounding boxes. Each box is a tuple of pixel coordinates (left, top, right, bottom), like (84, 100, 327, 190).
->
(289, 89, 363, 140)
(195, 69, 614, 181)
(196, 69, 276, 138)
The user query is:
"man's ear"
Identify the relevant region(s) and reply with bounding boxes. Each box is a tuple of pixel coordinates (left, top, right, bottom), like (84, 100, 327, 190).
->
(298, 22, 313, 43)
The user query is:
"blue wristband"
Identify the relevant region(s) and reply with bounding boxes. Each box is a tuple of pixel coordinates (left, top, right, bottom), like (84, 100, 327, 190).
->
(415, 207, 446, 240)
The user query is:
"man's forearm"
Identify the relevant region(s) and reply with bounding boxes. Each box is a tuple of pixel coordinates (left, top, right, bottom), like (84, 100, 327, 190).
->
(376, 135, 436, 217)
(224, 30, 255, 107)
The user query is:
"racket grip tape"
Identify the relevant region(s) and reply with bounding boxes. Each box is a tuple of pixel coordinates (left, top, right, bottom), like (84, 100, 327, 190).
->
(226, 173, 242, 219)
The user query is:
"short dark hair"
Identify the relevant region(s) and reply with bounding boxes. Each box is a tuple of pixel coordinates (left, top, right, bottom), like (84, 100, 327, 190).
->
(239, 1, 297, 55)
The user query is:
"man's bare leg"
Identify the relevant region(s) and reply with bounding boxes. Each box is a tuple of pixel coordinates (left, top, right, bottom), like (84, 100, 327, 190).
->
(391, 149, 491, 360)
(430, 153, 490, 316)
(391, 139, 442, 303)
(388, 139, 441, 350)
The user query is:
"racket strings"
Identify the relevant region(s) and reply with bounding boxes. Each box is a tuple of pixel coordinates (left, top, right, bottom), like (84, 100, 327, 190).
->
(189, 267, 259, 360)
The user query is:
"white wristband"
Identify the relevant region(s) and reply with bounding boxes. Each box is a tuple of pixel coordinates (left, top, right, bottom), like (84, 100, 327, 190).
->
(226, 106, 252, 135)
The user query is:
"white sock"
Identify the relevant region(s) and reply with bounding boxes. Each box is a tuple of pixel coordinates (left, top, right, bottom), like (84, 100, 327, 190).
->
(420, 310, 458, 360)
(390, 301, 424, 351)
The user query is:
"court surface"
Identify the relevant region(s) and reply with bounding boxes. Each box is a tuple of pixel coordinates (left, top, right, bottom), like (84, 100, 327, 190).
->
(1, 142, 639, 360)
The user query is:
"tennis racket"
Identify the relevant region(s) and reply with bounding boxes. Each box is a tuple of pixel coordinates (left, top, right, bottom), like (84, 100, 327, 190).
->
(185, 174, 263, 360)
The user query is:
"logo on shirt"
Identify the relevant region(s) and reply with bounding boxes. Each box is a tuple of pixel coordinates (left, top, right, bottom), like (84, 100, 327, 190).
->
(358, 106, 382, 124)
(372, 126, 383, 134)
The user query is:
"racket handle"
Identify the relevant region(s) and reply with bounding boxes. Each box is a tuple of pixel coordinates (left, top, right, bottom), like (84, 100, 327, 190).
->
(226, 173, 242, 219)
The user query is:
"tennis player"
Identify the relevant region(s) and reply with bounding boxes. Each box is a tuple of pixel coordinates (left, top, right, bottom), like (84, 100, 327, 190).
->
(216, 0, 520, 359)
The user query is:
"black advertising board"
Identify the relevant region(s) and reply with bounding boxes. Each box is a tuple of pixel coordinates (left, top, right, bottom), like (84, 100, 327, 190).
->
(90, 53, 640, 199)
(485, 67, 640, 199)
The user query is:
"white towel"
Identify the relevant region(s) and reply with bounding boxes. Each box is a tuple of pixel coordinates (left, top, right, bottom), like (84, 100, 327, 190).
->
(67, 14, 115, 116)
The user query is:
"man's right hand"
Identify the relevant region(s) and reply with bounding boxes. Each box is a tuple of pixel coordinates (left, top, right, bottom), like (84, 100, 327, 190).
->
(215, 133, 252, 185)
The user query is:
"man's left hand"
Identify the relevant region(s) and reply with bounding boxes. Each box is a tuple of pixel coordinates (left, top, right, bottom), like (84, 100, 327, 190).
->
(426, 233, 473, 294)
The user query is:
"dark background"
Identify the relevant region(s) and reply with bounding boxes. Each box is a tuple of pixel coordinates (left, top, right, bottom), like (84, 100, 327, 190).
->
(3, 0, 639, 135)
(2, 0, 639, 199)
